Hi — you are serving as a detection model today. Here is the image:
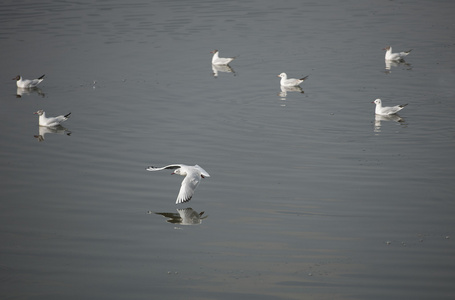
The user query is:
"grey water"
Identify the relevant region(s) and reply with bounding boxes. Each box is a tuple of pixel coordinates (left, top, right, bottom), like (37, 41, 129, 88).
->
(1, 0, 455, 299)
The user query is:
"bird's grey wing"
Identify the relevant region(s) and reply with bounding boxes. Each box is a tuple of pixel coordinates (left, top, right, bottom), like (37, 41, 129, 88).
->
(194, 165, 210, 177)
(52, 115, 68, 123)
(29, 79, 41, 86)
(176, 172, 200, 204)
(146, 164, 183, 172)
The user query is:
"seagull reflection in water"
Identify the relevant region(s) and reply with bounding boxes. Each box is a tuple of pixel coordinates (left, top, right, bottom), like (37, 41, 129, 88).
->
(278, 85, 304, 99)
(34, 125, 71, 142)
(384, 60, 412, 74)
(374, 114, 405, 133)
(211, 64, 235, 78)
(16, 87, 45, 98)
(149, 208, 207, 226)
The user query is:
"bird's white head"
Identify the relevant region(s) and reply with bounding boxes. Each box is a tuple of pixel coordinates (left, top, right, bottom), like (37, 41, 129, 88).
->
(278, 72, 287, 78)
(34, 109, 44, 116)
(372, 99, 382, 105)
(172, 168, 184, 176)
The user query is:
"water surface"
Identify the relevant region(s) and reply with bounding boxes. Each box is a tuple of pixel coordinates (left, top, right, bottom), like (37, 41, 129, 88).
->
(1, 0, 454, 299)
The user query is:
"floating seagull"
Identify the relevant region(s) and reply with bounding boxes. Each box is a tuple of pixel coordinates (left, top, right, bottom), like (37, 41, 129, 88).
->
(146, 164, 210, 204)
(278, 73, 309, 87)
(383, 46, 412, 61)
(372, 99, 408, 115)
(34, 110, 71, 127)
(211, 50, 235, 65)
(13, 74, 45, 88)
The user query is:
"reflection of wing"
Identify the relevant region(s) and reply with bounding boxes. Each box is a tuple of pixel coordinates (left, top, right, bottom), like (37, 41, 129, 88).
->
(211, 64, 235, 77)
(34, 125, 71, 142)
(384, 60, 412, 72)
(16, 87, 45, 98)
(374, 114, 405, 133)
(177, 208, 207, 225)
(278, 85, 304, 98)
(150, 208, 207, 225)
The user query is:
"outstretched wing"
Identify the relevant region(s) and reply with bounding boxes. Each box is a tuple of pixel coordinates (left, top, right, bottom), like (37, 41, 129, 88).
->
(146, 164, 183, 172)
(176, 172, 201, 204)
(194, 165, 210, 178)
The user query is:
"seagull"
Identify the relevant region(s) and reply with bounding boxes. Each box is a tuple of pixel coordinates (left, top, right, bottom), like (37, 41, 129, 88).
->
(13, 74, 45, 88)
(372, 99, 408, 115)
(211, 50, 235, 65)
(383, 46, 412, 61)
(34, 110, 71, 127)
(278, 73, 309, 87)
(146, 164, 210, 204)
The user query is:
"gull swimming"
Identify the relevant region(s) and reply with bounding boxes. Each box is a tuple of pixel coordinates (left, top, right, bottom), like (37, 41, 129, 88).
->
(383, 46, 412, 61)
(34, 110, 71, 127)
(146, 164, 210, 204)
(13, 74, 45, 88)
(278, 73, 309, 87)
(372, 99, 408, 115)
(211, 50, 235, 65)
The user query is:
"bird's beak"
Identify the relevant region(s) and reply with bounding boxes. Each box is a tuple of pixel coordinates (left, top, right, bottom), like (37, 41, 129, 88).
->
(277, 75, 280, 78)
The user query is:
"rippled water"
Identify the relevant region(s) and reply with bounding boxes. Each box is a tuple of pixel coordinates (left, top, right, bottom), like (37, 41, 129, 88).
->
(1, 0, 455, 299)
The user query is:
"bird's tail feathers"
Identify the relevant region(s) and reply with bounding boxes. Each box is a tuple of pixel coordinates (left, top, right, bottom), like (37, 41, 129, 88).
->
(64, 112, 71, 118)
(38, 74, 45, 80)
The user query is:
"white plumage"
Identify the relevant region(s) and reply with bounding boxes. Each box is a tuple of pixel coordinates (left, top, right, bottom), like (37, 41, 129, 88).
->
(372, 99, 408, 115)
(34, 110, 71, 127)
(383, 46, 412, 61)
(146, 164, 210, 204)
(278, 72, 309, 87)
(13, 74, 45, 88)
(211, 50, 235, 65)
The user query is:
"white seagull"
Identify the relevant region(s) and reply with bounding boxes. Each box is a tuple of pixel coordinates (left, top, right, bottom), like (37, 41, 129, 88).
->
(372, 99, 408, 115)
(13, 74, 45, 88)
(278, 73, 309, 87)
(211, 50, 235, 65)
(146, 164, 210, 204)
(34, 110, 71, 127)
(383, 46, 412, 61)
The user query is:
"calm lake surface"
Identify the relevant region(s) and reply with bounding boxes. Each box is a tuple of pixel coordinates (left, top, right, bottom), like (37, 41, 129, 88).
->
(1, 0, 454, 299)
